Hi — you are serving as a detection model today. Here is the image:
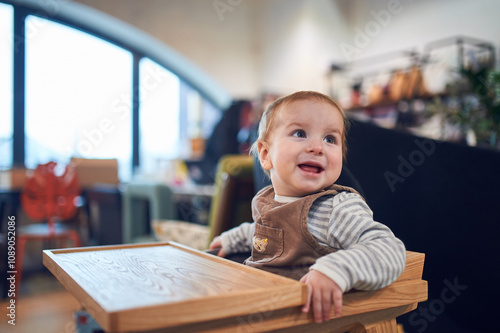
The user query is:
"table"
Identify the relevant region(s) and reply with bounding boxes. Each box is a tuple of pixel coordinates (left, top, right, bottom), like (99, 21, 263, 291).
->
(44, 242, 427, 332)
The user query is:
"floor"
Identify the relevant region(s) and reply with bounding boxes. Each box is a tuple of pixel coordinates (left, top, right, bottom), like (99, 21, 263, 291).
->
(0, 270, 81, 333)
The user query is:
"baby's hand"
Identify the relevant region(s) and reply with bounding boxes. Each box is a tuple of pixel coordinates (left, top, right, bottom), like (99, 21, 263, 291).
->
(300, 270, 343, 323)
(208, 236, 227, 257)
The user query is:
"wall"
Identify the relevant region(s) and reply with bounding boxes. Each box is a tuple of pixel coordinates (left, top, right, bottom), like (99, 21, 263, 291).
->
(73, 0, 351, 98)
(75, 0, 259, 98)
(252, 0, 350, 95)
(346, 0, 500, 61)
(74, 0, 500, 99)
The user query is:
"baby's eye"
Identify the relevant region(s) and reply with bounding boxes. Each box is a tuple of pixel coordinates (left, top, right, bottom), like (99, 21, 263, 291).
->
(292, 129, 306, 138)
(324, 135, 336, 144)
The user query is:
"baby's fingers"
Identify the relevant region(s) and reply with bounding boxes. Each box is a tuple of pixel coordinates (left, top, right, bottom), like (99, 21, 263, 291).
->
(216, 247, 226, 257)
(312, 288, 327, 323)
(209, 237, 221, 249)
(321, 291, 332, 322)
(300, 276, 312, 313)
(332, 288, 343, 318)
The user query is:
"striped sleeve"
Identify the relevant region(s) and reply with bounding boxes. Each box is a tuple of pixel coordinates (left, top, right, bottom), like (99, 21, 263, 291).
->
(309, 192, 406, 292)
(219, 222, 255, 254)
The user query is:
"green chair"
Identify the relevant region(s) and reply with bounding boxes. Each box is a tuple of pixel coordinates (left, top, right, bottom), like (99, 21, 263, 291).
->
(122, 182, 175, 243)
(207, 154, 255, 245)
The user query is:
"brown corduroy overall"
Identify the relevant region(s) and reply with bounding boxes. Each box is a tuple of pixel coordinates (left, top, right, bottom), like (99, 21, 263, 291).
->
(245, 184, 360, 280)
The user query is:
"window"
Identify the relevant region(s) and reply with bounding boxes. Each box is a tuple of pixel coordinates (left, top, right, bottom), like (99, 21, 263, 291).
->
(25, 15, 133, 179)
(0, 3, 13, 169)
(2, 1, 229, 182)
(139, 59, 222, 176)
(181, 82, 222, 157)
(139, 58, 180, 175)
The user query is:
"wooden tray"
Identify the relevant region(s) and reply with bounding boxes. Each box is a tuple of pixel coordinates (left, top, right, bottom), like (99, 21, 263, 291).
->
(43, 242, 307, 332)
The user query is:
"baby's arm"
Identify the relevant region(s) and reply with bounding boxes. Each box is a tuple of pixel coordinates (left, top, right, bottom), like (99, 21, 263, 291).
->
(310, 192, 406, 292)
(304, 192, 405, 321)
(209, 222, 255, 256)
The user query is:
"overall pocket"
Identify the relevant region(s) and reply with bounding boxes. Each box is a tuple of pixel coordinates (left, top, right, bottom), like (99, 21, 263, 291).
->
(250, 223, 284, 263)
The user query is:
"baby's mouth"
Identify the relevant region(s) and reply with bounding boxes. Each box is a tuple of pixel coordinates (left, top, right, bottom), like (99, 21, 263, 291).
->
(298, 164, 323, 174)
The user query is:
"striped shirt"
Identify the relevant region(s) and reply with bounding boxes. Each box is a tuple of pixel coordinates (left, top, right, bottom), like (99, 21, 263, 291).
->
(219, 191, 406, 292)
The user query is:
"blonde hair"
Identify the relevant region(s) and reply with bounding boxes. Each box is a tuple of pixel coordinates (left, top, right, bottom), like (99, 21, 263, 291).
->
(250, 91, 349, 176)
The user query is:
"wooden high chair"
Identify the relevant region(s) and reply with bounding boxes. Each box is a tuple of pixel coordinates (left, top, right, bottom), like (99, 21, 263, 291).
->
(44, 241, 427, 333)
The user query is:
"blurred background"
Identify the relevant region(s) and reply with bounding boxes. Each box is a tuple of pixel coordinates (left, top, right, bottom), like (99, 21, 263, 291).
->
(1, 1, 499, 332)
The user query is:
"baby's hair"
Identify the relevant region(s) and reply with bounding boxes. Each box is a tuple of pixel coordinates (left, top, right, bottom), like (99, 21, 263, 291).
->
(249, 91, 349, 165)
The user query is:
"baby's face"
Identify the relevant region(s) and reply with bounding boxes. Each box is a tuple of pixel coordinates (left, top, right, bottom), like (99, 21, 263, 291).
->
(259, 99, 343, 197)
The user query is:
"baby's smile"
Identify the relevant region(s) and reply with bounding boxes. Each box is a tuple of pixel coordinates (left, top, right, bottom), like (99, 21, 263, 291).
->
(298, 163, 324, 174)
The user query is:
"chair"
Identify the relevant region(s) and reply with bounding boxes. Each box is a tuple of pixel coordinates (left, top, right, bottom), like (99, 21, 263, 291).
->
(151, 250, 427, 332)
(49, 245, 425, 332)
(17, 161, 82, 293)
(207, 154, 255, 243)
(122, 182, 175, 243)
(84, 185, 122, 245)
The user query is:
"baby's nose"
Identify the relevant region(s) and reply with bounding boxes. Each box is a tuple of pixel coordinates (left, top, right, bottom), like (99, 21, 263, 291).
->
(307, 139, 324, 154)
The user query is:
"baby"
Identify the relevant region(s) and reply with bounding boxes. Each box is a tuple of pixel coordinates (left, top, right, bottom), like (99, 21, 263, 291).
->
(210, 91, 406, 323)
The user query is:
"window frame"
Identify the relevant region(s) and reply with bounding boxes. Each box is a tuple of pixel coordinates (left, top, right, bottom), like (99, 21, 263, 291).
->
(2, 0, 230, 174)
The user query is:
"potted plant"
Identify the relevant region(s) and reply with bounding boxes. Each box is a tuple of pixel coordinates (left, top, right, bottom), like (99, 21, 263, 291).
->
(426, 63, 500, 149)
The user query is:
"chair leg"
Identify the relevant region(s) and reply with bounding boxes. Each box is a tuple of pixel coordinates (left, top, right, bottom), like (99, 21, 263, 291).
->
(363, 319, 398, 333)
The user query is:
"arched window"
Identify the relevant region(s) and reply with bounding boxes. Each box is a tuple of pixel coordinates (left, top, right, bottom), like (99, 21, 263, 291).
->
(139, 58, 180, 175)
(0, 0, 229, 181)
(25, 15, 134, 178)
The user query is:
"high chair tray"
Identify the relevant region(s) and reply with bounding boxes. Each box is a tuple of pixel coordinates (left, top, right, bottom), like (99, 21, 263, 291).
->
(43, 241, 306, 332)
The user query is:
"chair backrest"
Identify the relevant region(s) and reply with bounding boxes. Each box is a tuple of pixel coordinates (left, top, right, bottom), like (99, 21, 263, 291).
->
(207, 155, 254, 242)
(70, 157, 119, 188)
(21, 161, 80, 223)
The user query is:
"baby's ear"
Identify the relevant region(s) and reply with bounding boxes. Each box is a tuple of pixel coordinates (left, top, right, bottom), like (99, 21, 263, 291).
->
(258, 141, 273, 171)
